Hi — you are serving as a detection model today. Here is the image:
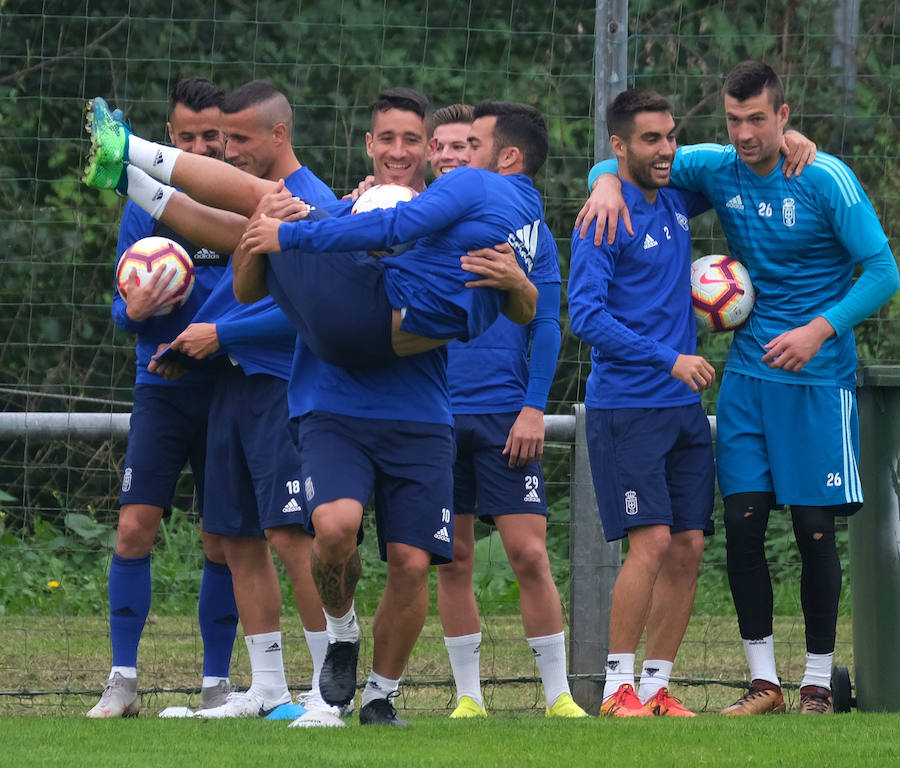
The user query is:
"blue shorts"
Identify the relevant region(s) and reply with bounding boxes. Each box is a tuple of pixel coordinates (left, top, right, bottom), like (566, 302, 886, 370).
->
(119, 383, 211, 513)
(585, 404, 715, 542)
(453, 412, 548, 524)
(203, 368, 313, 538)
(265, 207, 397, 370)
(295, 411, 455, 564)
(716, 372, 862, 513)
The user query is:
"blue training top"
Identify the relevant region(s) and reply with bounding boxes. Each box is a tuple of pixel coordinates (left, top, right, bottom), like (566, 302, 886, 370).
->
(568, 180, 710, 409)
(112, 202, 227, 387)
(447, 221, 561, 414)
(276, 166, 546, 343)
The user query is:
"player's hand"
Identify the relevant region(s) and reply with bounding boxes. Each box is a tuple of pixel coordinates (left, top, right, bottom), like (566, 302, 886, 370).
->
(342, 175, 376, 202)
(461, 242, 527, 291)
(123, 267, 180, 322)
(503, 406, 545, 468)
(574, 174, 633, 245)
(241, 213, 283, 255)
(254, 178, 310, 222)
(670, 354, 716, 392)
(147, 342, 185, 380)
(762, 316, 835, 371)
(170, 322, 219, 359)
(781, 129, 817, 178)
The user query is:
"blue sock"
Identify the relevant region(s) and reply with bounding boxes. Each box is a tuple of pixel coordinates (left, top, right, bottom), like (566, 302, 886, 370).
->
(199, 558, 238, 678)
(108, 552, 151, 668)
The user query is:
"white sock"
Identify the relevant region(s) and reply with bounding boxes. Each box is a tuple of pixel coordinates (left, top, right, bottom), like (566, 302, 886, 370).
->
(528, 631, 570, 708)
(744, 635, 780, 686)
(126, 134, 181, 184)
(125, 165, 174, 219)
(801, 651, 834, 690)
(201, 675, 229, 688)
(244, 631, 290, 703)
(324, 604, 359, 643)
(444, 632, 483, 706)
(110, 666, 137, 679)
(603, 653, 635, 700)
(638, 659, 673, 703)
(304, 628, 330, 694)
(360, 670, 399, 709)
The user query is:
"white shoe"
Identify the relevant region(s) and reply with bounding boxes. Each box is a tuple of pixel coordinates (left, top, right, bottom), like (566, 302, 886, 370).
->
(86, 672, 140, 718)
(194, 690, 289, 719)
(289, 704, 346, 728)
(297, 689, 354, 718)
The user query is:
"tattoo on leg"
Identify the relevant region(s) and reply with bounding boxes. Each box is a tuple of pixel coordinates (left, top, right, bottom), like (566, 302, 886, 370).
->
(311, 548, 362, 613)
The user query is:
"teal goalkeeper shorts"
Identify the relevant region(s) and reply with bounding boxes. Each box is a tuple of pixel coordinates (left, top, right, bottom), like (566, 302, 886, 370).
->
(716, 371, 862, 513)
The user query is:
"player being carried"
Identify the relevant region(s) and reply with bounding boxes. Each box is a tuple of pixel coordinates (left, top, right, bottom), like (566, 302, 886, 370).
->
(82, 97, 546, 364)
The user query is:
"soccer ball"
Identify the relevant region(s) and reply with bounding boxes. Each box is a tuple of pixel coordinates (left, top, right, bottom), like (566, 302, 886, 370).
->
(691, 254, 755, 333)
(115, 236, 195, 316)
(351, 183, 418, 255)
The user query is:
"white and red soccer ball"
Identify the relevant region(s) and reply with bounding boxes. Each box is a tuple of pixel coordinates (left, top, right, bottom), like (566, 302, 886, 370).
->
(691, 254, 755, 333)
(351, 183, 418, 256)
(115, 236, 195, 316)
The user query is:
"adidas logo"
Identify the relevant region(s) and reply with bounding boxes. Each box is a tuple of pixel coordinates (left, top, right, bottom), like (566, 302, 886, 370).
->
(282, 497, 301, 514)
(153, 150, 164, 166)
(264, 642, 281, 653)
(643, 233, 658, 249)
(644, 667, 659, 678)
(433, 526, 450, 543)
(152, 188, 164, 201)
(726, 194, 744, 210)
(523, 488, 541, 503)
(607, 660, 620, 672)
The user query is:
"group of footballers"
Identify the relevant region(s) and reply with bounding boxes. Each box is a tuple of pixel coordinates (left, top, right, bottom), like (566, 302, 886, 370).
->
(81, 58, 897, 725)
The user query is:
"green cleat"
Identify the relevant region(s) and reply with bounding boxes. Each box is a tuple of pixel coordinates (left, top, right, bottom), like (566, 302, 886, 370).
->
(83, 97, 129, 188)
(82, 159, 127, 193)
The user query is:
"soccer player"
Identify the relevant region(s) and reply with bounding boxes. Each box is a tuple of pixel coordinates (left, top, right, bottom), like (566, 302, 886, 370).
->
(87, 78, 238, 719)
(427, 104, 585, 718)
(568, 89, 715, 718)
(144, 81, 340, 724)
(81, 94, 542, 366)
(581, 62, 899, 715)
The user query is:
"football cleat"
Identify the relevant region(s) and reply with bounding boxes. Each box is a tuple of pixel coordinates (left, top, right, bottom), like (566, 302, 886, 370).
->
(319, 640, 360, 707)
(546, 692, 589, 718)
(450, 695, 488, 719)
(600, 683, 653, 717)
(193, 689, 291, 719)
(798, 685, 834, 714)
(359, 693, 408, 727)
(200, 679, 232, 710)
(83, 97, 129, 188)
(642, 687, 696, 717)
(86, 672, 140, 718)
(721, 680, 785, 715)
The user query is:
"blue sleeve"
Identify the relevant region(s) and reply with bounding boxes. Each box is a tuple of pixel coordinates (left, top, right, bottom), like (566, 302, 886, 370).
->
(278, 170, 481, 252)
(567, 222, 679, 373)
(216, 305, 297, 350)
(822, 243, 899, 334)
(523, 282, 561, 411)
(587, 159, 618, 190)
(111, 203, 155, 335)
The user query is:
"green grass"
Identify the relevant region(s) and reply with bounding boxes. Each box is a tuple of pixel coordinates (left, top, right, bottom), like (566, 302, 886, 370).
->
(3, 713, 900, 767)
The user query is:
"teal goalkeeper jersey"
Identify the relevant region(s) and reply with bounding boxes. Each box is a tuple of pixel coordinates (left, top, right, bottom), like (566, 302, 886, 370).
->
(670, 145, 889, 388)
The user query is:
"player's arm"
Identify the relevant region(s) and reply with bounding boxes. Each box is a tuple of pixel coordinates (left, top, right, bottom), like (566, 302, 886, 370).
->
(568, 223, 714, 393)
(503, 281, 561, 467)
(460, 242, 537, 325)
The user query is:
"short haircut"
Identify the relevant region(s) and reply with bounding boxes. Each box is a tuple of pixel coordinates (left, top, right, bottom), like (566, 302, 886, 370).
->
(428, 103, 475, 135)
(723, 60, 785, 109)
(606, 89, 673, 139)
(472, 100, 549, 177)
(169, 77, 224, 115)
(370, 87, 431, 125)
(221, 80, 293, 131)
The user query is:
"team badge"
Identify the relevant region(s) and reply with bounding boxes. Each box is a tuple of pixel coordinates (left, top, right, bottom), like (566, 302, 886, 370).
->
(676, 212, 689, 231)
(121, 467, 133, 493)
(304, 476, 315, 502)
(782, 197, 796, 227)
(624, 489, 638, 516)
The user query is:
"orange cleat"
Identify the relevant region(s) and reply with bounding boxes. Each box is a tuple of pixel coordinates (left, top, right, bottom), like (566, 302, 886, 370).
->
(642, 687, 696, 717)
(600, 683, 653, 717)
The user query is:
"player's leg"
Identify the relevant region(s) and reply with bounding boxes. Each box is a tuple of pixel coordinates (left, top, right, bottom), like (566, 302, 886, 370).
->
(792, 505, 842, 715)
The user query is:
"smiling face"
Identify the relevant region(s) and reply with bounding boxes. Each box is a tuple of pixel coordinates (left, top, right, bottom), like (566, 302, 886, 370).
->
(222, 106, 281, 178)
(611, 110, 676, 202)
(167, 103, 224, 159)
(428, 122, 471, 178)
(724, 89, 790, 176)
(366, 108, 428, 191)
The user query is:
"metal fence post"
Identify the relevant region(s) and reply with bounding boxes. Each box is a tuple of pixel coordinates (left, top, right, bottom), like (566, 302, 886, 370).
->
(568, 403, 620, 713)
